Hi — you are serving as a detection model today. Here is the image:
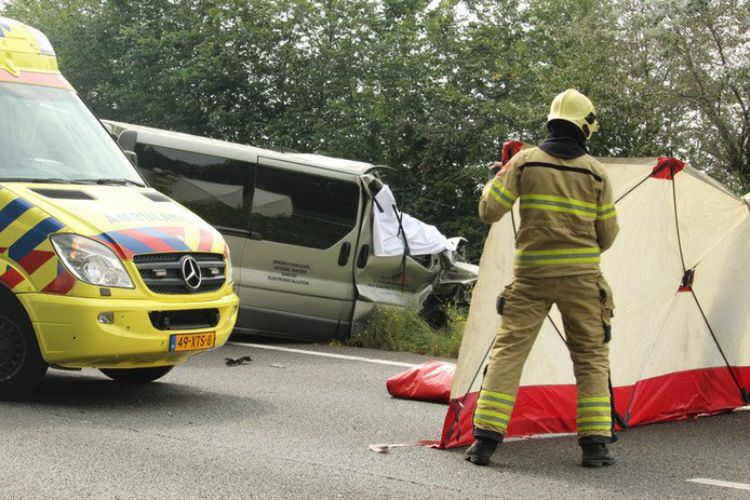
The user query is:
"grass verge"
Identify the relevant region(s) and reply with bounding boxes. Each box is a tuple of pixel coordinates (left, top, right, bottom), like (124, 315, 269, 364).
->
(345, 305, 466, 358)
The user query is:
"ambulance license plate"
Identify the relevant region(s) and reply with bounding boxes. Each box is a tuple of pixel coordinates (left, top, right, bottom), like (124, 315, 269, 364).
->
(169, 332, 216, 352)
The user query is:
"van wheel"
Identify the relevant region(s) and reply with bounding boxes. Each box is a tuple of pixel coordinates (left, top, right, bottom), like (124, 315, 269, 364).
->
(422, 305, 448, 329)
(0, 312, 48, 399)
(99, 366, 174, 383)
(420, 295, 449, 329)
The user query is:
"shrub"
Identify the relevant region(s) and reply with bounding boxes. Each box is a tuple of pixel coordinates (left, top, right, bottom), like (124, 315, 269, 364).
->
(346, 305, 466, 358)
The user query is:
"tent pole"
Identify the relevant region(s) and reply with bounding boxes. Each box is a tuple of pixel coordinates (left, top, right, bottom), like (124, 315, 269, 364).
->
(670, 169, 748, 404)
(615, 172, 652, 203)
(689, 288, 750, 404)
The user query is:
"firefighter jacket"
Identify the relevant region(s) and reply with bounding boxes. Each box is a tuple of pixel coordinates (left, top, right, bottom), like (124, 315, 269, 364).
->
(479, 147, 619, 278)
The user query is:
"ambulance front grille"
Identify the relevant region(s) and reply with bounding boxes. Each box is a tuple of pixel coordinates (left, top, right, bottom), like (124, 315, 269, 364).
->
(133, 253, 226, 295)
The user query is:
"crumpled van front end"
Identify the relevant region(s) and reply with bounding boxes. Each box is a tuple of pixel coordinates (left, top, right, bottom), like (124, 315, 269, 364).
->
(0, 17, 238, 396)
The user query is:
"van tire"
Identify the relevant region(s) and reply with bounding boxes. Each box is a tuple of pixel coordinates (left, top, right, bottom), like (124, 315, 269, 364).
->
(99, 366, 174, 383)
(421, 305, 449, 329)
(420, 295, 449, 329)
(0, 309, 48, 400)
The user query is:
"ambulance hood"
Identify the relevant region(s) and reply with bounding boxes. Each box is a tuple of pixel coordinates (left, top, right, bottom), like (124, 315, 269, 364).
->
(1, 183, 226, 258)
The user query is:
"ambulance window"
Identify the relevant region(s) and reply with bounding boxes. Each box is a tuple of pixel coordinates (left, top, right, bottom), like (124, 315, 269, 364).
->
(0, 84, 141, 184)
(135, 144, 255, 231)
(250, 166, 359, 249)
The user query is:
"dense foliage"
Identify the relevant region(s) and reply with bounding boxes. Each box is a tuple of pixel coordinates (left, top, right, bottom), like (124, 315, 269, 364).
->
(346, 305, 466, 357)
(3, 0, 748, 260)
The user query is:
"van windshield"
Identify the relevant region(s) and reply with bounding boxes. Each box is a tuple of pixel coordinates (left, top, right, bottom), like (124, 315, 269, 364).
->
(0, 82, 144, 185)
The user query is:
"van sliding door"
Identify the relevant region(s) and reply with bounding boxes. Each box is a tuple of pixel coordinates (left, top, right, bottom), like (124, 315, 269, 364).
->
(234, 157, 362, 340)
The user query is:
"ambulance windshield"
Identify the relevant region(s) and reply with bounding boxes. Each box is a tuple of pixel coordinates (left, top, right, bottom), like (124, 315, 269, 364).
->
(0, 83, 144, 185)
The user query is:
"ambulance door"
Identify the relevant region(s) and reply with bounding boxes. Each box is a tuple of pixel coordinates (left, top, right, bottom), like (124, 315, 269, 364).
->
(234, 157, 362, 340)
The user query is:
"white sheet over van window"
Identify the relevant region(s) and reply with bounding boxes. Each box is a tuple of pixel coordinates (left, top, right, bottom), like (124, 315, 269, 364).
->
(372, 184, 452, 257)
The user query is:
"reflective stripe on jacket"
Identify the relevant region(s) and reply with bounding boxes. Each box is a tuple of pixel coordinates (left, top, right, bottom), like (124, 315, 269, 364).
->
(479, 147, 619, 278)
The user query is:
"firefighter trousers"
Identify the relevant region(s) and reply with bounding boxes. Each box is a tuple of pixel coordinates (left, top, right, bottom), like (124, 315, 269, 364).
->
(473, 273, 615, 445)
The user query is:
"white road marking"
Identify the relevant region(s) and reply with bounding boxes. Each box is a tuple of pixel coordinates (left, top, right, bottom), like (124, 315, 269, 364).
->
(687, 478, 750, 491)
(228, 342, 419, 368)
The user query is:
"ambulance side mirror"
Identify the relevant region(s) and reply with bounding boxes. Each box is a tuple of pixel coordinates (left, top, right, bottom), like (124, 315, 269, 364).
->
(117, 129, 137, 152)
(124, 150, 138, 167)
(117, 130, 138, 167)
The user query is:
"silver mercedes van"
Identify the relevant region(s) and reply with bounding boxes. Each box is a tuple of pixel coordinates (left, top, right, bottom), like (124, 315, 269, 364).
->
(103, 120, 477, 341)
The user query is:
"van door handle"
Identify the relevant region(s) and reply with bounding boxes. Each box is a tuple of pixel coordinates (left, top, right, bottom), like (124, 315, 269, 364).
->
(217, 226, 262, 240)
(217, 226, 251, 238)
(338, 242, 351, 266)
(357, 245, 369, 269)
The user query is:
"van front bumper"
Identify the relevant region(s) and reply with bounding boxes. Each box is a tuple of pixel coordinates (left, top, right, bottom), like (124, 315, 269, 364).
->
(18, 292, 239, 368)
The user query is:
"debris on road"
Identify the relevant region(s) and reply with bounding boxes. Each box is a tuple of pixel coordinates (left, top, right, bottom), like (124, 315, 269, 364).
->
(368, 439, 440, 454)
(225, 356, 252, 367)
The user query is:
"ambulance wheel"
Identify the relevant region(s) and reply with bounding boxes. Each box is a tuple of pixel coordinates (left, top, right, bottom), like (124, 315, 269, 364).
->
(0, 310, 48, 400)
(99, 366, 174, 383)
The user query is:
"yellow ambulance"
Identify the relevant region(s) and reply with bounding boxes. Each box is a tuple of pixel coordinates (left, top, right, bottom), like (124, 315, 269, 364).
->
(0, 17, 239, 398)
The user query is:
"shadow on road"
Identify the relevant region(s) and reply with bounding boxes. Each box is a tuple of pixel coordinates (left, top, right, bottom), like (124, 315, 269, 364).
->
(229, 331, 316, 345)
(5, 371, 272, 429)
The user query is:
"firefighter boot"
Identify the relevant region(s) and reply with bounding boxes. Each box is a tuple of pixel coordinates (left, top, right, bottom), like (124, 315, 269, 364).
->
(581, 443, 615, 468)
(465, 437, 498, 466)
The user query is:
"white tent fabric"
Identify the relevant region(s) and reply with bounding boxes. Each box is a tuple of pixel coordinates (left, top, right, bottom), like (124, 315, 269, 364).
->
(251, 188, 293, 218)
(172, 178, 243, 209)
(441, 157, 749, 447)
(170, 178, 292, 217)
(372, 184, 454, 256)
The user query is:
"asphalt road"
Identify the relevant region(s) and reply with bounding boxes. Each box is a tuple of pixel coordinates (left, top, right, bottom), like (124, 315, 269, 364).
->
(1, 341, 748, 500)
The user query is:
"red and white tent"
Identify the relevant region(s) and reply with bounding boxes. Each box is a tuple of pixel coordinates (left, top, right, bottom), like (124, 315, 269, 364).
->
(441, 156, 750, 448)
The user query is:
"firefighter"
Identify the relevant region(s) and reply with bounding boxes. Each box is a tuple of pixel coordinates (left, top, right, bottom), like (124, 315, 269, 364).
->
(465, 89, 619, 468)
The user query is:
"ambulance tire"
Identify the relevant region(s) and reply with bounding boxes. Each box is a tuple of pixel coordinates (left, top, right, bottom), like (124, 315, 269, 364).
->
(99, 366, 174, 384)
(0, 308, 48, 400)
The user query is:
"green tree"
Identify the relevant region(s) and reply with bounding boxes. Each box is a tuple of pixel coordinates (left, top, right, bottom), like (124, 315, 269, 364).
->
(618, 0, 749, 191)
(3, 0, 747, 261)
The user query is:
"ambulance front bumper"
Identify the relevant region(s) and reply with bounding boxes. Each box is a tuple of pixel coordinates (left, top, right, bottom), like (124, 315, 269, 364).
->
(18, 292, 239, 368)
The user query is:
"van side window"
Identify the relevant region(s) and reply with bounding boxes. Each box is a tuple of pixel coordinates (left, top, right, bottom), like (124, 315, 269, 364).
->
(135, 144, 254, 231)
(250, 165, 359, 249)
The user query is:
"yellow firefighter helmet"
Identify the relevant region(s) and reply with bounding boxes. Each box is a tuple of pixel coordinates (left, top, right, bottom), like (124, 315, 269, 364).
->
(547, 89, 600, 140)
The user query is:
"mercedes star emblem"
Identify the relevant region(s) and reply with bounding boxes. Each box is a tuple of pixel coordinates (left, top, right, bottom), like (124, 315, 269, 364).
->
(180, 255, 202, 290)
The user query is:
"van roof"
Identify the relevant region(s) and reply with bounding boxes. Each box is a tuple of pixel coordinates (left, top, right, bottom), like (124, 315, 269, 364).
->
(102, 120, 379, 177)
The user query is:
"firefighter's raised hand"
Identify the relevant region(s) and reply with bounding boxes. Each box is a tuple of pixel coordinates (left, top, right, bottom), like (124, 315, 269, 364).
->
(488, 161, 503, 179)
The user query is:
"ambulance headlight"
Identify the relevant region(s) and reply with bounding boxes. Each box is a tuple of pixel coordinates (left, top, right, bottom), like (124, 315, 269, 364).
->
(51, 234, 134, 289)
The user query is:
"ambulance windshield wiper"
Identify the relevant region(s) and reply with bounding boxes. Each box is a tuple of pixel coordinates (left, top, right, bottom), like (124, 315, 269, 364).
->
(0, 177, 74, 184)
(72, 178, 146, 187)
